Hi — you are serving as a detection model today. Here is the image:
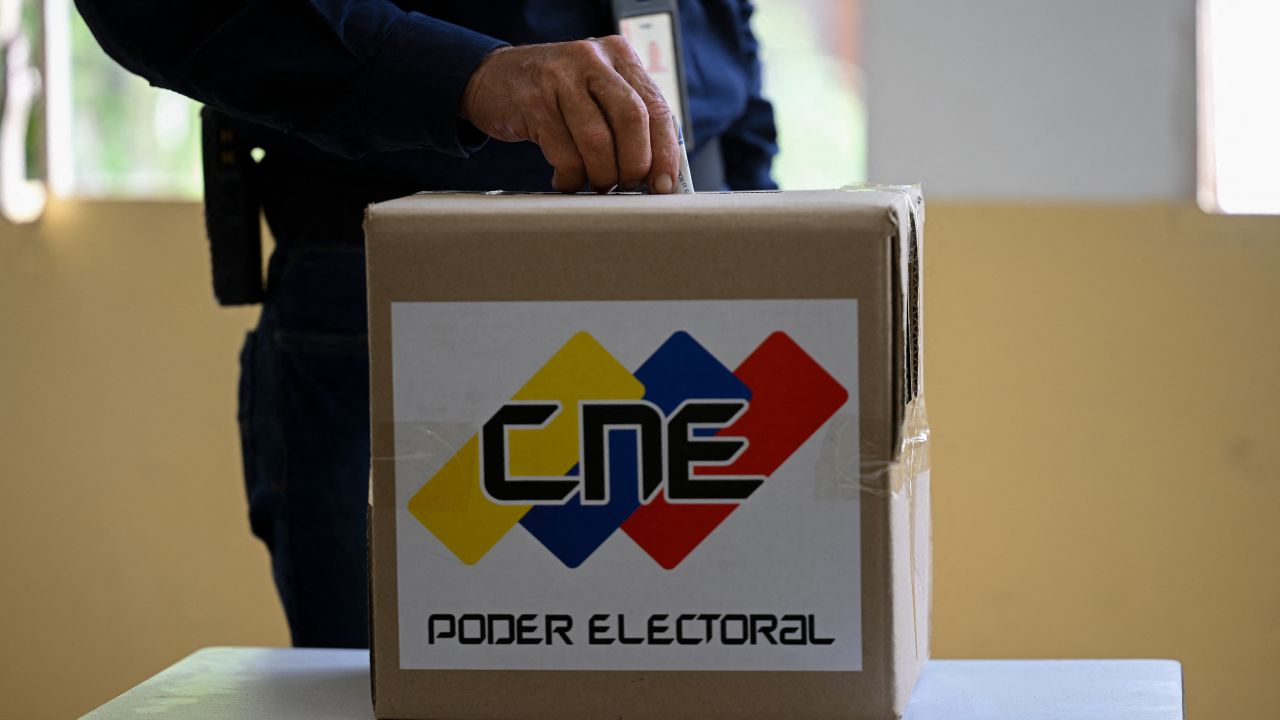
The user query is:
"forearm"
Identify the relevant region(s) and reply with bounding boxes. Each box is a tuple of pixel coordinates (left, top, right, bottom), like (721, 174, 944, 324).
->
(75, 0, 507, 158)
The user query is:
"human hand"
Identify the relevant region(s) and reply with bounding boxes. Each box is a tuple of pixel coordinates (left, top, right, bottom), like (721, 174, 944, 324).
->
(460, 37, 681, 194)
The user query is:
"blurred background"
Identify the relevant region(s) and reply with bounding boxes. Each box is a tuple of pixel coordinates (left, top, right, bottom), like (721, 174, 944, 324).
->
(1, 0, 1276, 717)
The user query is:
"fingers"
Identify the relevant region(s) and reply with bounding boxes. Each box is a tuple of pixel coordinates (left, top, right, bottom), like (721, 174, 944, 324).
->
(531, 113, 587, 193)
(645, 110, 681, 194)
(558, 85, 619, 192)
(587, 76, 651, 190)
(462, 37, 681, 193)
(598, 36, 680, 193)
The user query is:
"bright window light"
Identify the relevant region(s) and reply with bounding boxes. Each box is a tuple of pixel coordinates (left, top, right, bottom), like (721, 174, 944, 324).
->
(44, 0, 201, 199)
(1199, 0, 1280, 215)
(754, 0, 865, 190)
(0, 0, 46, 223)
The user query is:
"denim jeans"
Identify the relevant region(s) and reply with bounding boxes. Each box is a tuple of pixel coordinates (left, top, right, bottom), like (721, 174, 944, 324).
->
(237, 244, 371, 648)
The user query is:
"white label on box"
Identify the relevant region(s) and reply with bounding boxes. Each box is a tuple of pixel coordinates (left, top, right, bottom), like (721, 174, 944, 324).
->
(392, 300, 861, 671)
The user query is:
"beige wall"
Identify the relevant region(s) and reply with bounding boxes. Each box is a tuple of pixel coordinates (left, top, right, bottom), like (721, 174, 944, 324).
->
(1, 199, 1277, 718)
(0, 200, 289, 719)
(925, 204, 1279, 720)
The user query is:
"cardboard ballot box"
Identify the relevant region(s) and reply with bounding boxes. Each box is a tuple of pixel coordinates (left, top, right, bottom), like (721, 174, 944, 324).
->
(365, 189, 930, 720)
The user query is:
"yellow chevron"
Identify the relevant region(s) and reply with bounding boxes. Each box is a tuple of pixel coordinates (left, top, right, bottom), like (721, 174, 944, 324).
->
(407, 332, 644, 564)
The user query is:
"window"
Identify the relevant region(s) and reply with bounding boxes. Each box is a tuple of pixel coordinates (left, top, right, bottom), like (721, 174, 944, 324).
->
(46, 0, 201, 199)
(1198, 0, 1280, 215)
(754, 0, 865, 190)
(0, 0, 46, 222)
(1, 0, 201, 222)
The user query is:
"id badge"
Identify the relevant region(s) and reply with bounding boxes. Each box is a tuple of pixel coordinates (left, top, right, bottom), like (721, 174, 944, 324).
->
(613, 0, 694, 149)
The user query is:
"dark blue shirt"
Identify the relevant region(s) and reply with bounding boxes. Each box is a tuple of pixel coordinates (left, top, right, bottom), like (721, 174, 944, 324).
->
(75, 0, 777, 196)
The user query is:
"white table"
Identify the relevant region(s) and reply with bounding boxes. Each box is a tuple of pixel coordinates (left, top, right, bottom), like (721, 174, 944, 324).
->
(83, 647, 1183, 719)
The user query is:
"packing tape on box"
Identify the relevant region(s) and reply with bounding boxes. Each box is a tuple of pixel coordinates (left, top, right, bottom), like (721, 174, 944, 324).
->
(838, 182, 927, 498)
(383, 404, 928, 502)
(844, 397, 931, 499)
(388, 422, 474, 461)
(812, 402, 930, 499)
(839, 182, 931, 661)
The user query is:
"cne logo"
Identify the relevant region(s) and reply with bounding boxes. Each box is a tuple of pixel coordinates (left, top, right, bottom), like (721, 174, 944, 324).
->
(481, 398, 763, 506)
(408, 330, 848, 570)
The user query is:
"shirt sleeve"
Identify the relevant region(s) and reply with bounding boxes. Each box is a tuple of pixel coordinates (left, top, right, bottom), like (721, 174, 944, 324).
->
(74, 0, 508, 159)
(719, 0, 779, 191)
